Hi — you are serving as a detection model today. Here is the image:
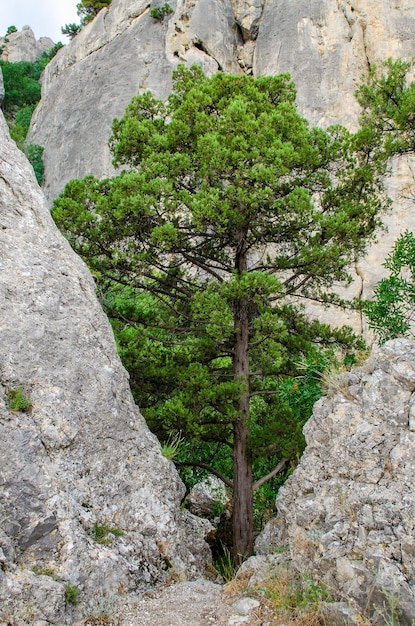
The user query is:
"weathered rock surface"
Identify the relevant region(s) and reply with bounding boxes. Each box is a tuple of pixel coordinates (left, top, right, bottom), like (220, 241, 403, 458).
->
(187, 476, 230, 519)
(27, 0, 415, 332)
(0, 26, 54, 62)
(0, 112, 209, 625)
(257, 338, 415, 624)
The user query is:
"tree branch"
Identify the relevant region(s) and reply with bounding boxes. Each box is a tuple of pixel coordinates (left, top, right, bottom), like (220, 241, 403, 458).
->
(253, 458, 287, 491)
(175, 461, 234, 489)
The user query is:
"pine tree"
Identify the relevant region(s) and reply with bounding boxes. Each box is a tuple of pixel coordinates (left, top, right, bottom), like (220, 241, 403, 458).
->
(53, 65, 388, 562)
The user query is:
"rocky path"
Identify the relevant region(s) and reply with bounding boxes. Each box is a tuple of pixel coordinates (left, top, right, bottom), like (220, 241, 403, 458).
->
(82, 578, 267, 626)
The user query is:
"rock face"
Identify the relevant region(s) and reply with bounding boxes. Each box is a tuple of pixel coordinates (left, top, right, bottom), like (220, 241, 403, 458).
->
(27, 0, 415, 331)
(0, 26, 54, 62)
(0, 112, 209, 625)
(257, 338, 415, 624)
(187, 477, 230, 519)
(0, 67, 4, 106)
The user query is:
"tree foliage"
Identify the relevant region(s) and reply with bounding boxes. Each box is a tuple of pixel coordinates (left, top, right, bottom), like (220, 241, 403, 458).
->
(357, 59, 415, 342)
(364, 231, 415, 343)
(77, 0, 112, 24)
(0, 44, 62, 183)
(356, 58, 415, 158)
(53, 65, 387, 561)
(61, 23, 82, 40)
(0, 60, 41, 113)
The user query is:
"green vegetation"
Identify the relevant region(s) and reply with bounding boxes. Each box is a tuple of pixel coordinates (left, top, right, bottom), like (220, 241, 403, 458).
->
(364, 231, 415, 343)
(356, 59, 415, 344)
(90, 522, 124, 545)
(5, 26, 18, 38)
(257, 569, 331, 624)
(64, 582, 80, 605)
(214, 543, 236, 582)
(0, 42, 62, 184)
(161, 431, 184, 461)
(7, 387, 32, 412)
(150, 3, 174, 20)
(52, 65, 387, 562)
(61, 23, 82, 40)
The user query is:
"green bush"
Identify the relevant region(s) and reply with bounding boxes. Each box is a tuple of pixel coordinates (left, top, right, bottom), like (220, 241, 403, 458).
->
(150, 3, 173, 20)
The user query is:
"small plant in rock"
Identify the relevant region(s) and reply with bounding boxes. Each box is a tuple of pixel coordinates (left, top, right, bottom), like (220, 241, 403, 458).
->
(90, 522, 124, 545)
(161, 432, 184, 461)
(65, 582, 80, 605)
(150, 3, 173, 20)
(7, 387, 32, 412)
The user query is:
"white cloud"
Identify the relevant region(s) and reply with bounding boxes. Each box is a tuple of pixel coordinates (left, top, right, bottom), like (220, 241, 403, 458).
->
(0, 0, 79, 43)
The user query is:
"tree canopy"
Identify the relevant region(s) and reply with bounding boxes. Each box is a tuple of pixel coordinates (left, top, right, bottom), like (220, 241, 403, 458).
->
(53, 65, 388, 562)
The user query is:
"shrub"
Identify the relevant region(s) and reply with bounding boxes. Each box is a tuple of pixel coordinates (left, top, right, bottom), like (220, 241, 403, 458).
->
(150, 3, 173, 20)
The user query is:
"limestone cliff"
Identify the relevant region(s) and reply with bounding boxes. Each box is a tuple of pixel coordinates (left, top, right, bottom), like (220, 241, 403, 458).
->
(27, 0, 415, 331)
(0, 26, 54, 62)
(0, 111, 209, 625)
(257, 338, 415, 624)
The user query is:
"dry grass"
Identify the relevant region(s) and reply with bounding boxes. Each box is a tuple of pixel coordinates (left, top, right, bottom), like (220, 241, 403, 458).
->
(222, 564, 327, 626)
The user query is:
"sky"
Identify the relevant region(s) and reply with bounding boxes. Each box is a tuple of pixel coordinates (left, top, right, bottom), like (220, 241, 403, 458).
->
(0, 0, 79, 44)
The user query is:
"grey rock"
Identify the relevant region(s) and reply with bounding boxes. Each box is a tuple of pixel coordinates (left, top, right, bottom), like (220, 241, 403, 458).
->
(0, 111, 209, 624)
(256, 339, 415, 623)
(0, 26, 55, 62)
(28, 0, 242, 204)
(320, 601, 362, 626)
(186, 476, 230, 519)
(231, 596, 260, 615)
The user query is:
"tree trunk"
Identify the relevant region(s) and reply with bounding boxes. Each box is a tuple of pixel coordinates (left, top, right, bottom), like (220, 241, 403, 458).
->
(232, 399, 253, 564)
(232, 281, 253, 563)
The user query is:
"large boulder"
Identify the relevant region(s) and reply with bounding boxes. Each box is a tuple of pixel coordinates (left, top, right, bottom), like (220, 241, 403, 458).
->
(257, 338, 415, 624)
(0, 112, 209, 624)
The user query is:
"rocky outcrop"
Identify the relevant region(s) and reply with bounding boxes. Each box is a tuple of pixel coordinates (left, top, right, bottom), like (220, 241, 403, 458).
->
(27, 0, 415, 332)
(257, 338, 415, 624)
(0, 26, 54, 62)
(0, 112, 209, 625)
